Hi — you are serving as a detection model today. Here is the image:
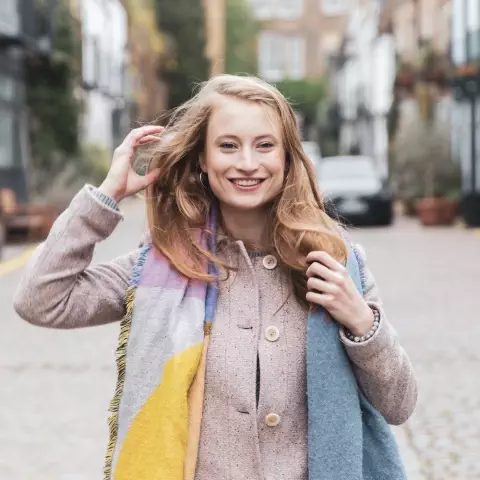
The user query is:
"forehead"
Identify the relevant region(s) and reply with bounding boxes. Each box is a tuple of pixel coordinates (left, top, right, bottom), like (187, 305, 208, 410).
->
(207, 96, 282, 137)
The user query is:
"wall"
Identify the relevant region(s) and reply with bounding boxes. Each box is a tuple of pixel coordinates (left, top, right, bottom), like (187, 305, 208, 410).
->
(252, 0, 350, 81)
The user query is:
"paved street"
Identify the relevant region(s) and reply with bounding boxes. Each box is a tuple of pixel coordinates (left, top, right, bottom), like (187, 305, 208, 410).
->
(1, 199, 479, 479)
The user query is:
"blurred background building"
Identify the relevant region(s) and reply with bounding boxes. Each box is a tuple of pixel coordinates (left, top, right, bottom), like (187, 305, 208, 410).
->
(451, 0, 480, 225)
(0, 0, 57, 202)
(251, 0, 349, 81)
(1, 0, 480, 226)
(204, 0, 226, 75)
(76, 0, 132, 153)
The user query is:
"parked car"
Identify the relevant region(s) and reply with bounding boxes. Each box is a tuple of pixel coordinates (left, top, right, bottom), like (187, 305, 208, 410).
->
(317, 155, 393, 226)
(301, 141, 322, 167)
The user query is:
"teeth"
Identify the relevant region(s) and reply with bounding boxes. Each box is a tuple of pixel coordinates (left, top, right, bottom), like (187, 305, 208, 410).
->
(233, 179, 262, 186)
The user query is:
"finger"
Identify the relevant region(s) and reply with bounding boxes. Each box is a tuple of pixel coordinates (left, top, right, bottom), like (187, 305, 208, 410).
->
(307, 276, 337, 294)
(141, 168, 161, 187)
(136, 135, 163, 145)
(126, 126, 165, 147)
(115, 127, 163, 157)
(306, 261, 341, 283)
(306, 251, 344, 272)
(306, 291, 333, 307)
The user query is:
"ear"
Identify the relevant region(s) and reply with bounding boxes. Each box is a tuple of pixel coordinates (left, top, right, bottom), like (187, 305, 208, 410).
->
(199, 153, 207, 173)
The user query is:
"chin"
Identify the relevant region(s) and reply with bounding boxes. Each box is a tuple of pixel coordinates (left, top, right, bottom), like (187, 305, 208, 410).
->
(221, 197, 269, 212)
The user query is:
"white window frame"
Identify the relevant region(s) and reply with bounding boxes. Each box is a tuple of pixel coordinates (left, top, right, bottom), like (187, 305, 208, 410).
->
(320, 0, 349, 17)
(287, 35, 306, 79)
(278, 0, 303, 19)
(258, 31, 284, 81)
(250, 0, 302, 20)
(258, 31, 305, 81)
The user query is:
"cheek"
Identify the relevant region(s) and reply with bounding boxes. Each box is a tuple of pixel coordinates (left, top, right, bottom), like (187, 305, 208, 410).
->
(204, 151, 226, 176)
(268, 152, 286, 179)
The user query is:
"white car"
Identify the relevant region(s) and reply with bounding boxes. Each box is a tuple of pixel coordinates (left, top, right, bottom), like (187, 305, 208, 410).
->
(317, 156, 394, 226)
(301, 141, 322, 167)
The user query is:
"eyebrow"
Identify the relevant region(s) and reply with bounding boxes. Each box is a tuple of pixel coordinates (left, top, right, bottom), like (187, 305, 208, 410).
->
(215, 134, 278, 142)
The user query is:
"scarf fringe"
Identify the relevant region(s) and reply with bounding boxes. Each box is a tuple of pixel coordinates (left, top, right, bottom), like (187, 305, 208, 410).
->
(103, 245, 150, 480)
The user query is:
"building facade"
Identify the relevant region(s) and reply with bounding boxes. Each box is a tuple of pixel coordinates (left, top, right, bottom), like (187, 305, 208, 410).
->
(204, 0, 226, 76)
(451, 0, 480, 225)
(334, 0, 395, 177)
(249, 0, 350, 81)
(0, 0, 56, 202)
(334, 0, 453, 179)
(76, 0, 132, 152)
(388, 0, 451, 61)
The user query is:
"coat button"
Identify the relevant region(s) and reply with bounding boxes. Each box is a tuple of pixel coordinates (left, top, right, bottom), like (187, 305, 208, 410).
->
(262, 254, 277, 270)
(265, 413, 281, 427)
(265, 325, 280, 342)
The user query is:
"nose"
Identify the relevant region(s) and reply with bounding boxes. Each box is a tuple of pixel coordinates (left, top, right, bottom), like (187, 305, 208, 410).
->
(237, 146, 259, 174)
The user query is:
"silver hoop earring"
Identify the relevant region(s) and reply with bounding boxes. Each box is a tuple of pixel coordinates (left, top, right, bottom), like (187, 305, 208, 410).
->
(200, 172, 209, 189)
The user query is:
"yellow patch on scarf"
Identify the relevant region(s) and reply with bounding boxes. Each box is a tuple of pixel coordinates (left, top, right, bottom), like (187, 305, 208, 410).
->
(114, 343, 203, 480)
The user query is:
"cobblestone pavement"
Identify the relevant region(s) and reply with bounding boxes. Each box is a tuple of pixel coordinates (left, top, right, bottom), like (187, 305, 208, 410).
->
(1, 201, 479, 479)
(354, 219, 480, 480)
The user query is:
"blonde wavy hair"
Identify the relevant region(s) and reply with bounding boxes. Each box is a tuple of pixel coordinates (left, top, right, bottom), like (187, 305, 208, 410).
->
(146, 74, 347, 304)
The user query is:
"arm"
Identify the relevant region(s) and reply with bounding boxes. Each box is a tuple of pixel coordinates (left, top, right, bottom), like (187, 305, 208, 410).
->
(13, 185, 138, 329)
(340, 245, 418, 425)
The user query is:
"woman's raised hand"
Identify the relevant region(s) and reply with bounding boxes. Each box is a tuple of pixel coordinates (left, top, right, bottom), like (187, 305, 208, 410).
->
(98, 126, 164, 202)
(305, 251, 374, 336)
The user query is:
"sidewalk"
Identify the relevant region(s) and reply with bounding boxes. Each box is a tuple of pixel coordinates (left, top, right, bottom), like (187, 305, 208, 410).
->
(394, 425, 426, 479)
(0, 194, 143, 275)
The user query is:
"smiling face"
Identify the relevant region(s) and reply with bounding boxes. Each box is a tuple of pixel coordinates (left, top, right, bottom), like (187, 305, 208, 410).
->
(201, 96, 287, 214)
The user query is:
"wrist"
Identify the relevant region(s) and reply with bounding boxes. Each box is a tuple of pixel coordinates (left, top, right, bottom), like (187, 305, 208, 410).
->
(347, 305, 375, 337)
(98, 181, 124, 203)
(344, 306, 380, 343)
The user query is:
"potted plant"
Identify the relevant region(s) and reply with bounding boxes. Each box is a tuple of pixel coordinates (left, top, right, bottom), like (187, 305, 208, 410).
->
(395, 61, 415, 90)
(414, 123, 461, 226)
(392, 101, 460, 226)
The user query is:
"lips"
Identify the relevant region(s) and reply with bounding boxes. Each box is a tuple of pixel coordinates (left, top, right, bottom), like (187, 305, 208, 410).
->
(230, 179, 264, 187)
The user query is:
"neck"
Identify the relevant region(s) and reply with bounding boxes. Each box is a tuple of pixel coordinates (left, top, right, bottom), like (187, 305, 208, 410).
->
(219, 204, 269, 250)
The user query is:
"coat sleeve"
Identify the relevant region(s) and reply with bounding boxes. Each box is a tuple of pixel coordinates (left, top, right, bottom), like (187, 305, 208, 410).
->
(13, 185, 138, 329)
(340, 244, 418, 425)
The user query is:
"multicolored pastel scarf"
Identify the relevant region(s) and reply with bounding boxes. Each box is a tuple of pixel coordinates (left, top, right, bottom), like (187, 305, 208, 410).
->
(104, 208, 406, 480)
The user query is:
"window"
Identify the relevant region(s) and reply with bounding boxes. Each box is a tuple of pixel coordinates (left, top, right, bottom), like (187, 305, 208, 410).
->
(320, 0, 349, 16)
(250, 0, 302, 20)
(0, 75, 15, 103)
(278, 0, 302, 18)
(0, 109, 14, 168)
(82, 36, 100, 87)
(258, 32, 305, 81)
(0, 0, 19, 36)
(452, 0, 466, 65)
(250, 0, 272, 19)
(289, 36, 305, 79)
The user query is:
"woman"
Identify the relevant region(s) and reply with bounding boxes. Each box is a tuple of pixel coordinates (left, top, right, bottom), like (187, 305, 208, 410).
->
(14, 75, 417, 480)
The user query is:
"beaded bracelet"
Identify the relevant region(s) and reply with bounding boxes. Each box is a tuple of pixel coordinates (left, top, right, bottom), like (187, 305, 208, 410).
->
(344, 306, 381, 343)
